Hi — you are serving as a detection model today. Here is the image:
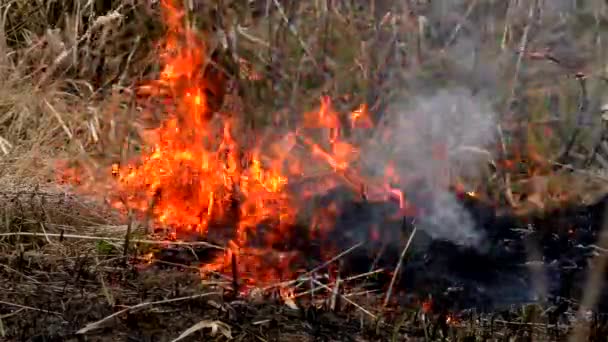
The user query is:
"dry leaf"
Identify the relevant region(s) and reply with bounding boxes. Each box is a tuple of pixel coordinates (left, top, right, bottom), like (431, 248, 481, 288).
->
(283, 295, 298, 310)
(172, 320, 232, 341)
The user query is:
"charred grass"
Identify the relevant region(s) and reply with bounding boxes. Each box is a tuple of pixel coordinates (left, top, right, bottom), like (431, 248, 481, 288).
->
(1, 0, 608, 341)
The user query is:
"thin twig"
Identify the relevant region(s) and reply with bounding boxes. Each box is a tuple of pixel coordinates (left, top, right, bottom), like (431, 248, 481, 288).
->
(330, 273, 341, 311)
(497, 124, 516, 207)
(344, 269, 384, 282)
(271, 0, 320, 70)
(236, 25, 271, 49)
(38, 222, 52, 244)
(0, 232, 225, 250)
(507, 0, 535, 98)
(344, 289, 380, 298)
(260, 242, 363, 292)
(557, 76, 588, 164)
(0, 308, 25, 320)
(489, 319, 568, 330)
(293, 269, 384, 299)
(0, 300, 62, 316)
(384, 225, 417, 307)
(312, 279, 376, 320)
(76, 292, 221, 334)
(499, 0, 537, 208)
(94, 255, 115, 307)
(0, 263, 40, 284)
(444, 0, 479, 47)
(306, 242, 363, 276)
(123, 209, 133, 259)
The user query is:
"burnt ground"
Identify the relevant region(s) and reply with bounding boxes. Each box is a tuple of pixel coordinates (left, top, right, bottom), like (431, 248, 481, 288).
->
(1, 190, 608, 341)
(0, 251, 434, 342)
(3, 252, 605, 342)
(0, 246, 378, 342)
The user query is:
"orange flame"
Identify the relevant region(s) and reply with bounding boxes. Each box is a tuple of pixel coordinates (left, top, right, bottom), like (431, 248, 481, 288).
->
(60, 0, 418, 287)
(105, 0, 296, 245)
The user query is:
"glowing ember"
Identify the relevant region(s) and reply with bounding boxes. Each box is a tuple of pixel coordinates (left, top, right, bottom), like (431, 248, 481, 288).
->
(422, 298, 433, 314)
(446, 314, 460, 326)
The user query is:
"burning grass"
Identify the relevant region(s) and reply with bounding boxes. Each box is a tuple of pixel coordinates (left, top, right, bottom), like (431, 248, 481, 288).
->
(1, 0, 608, 341)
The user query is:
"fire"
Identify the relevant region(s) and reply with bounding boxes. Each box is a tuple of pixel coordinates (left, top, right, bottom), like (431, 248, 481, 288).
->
(106, 0, 296, 244)
(446, 314, 459, 326)
(350, 103, 373, 129)
(422, 298, 433, 313)
(59, 0, 417, 288)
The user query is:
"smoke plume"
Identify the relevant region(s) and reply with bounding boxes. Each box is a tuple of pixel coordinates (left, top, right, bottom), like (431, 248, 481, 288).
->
(361, 87, 497, 248)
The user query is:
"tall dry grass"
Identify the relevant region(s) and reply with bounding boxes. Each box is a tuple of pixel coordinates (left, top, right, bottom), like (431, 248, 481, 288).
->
(0, 0, 607, 263)
(0, 3, 605, 230)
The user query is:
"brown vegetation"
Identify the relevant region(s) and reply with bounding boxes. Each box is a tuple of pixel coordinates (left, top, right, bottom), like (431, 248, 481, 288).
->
(1, 0, 608, 341)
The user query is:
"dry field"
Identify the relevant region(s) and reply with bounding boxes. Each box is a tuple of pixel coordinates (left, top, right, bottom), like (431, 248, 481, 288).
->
(1, 0, 608, 341)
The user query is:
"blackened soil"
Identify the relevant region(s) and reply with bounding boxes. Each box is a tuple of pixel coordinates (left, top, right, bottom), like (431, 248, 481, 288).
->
(152, 185, 608, 315)
(0, 251, 424, 342)
(327, 188, 608, 314)
(2, 187, 608, 342)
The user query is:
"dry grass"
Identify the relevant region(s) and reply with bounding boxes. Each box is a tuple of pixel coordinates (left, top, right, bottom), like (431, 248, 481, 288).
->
(0, 0, 607, 340)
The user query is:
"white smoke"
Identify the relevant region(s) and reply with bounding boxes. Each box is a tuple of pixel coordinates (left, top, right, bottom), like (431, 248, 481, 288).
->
(361, 87, 497, 248)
